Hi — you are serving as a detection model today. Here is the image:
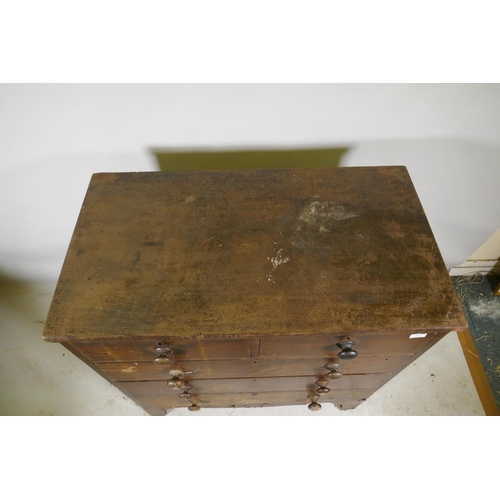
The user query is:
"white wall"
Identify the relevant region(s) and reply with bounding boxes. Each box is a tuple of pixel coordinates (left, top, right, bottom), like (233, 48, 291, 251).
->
(469, 227, 500, 261)
(1, 84, 500, 281)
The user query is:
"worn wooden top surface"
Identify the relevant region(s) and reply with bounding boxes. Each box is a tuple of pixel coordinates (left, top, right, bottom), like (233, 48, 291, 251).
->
(43, 166, 467, 341)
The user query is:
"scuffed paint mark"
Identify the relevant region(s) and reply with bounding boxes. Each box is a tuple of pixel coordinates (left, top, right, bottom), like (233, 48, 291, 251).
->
(271, 248, 290, 269)
(298, 201, 358, 232)
(266, 248, 290, 283)
(291, 201, 359, 250)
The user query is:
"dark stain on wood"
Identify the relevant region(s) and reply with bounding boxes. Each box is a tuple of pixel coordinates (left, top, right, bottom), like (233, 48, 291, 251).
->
(43, 166, 466, 342)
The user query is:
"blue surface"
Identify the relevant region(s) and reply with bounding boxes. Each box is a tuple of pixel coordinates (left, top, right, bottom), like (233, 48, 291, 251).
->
(452, 274, 500, 409)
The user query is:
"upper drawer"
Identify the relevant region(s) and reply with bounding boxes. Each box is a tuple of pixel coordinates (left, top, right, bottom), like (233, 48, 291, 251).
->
(69, 338, 252, 362)
(260, 332, 439, 358)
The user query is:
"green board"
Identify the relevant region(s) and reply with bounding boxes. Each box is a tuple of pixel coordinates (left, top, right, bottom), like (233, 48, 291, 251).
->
(153, 147, 348, 172)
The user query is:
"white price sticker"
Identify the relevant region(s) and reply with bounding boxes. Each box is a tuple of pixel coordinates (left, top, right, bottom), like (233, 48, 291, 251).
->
(409, 333, 427, 339)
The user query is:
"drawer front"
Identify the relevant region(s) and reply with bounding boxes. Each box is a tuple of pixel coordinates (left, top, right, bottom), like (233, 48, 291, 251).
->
(70, 338, 252, 362)
(260, 332, 438, 358)
(98, 355, 409, 382)
(121, 388, 375, 411)
(117, 373, 390, 398)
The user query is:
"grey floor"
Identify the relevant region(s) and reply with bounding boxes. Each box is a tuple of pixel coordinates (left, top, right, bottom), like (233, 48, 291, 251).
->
(0, 282, 484, 416)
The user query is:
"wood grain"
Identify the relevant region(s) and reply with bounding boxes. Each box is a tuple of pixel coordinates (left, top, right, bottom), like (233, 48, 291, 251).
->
(69, 338, 252, 362)
(120, 389, 375, 412)
(457, 328, 500, 416)
(117, 373, 390, 397)
(259, 332, 439, 358)
(96, 355, 410, 382)
(43, 167, 466, 342)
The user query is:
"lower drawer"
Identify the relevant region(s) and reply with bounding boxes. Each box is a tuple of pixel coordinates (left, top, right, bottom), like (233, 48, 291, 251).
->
(117, 373, 390, 399)
(98, 355, 409, 382)
(124, 389, 374, 412)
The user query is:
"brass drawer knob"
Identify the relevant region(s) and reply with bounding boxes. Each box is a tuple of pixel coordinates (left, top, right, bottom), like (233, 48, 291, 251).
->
(167, 376, 186, 389)
(188, 404, 201, 412)
(316, 380, 330, 394)
(326, 370, 343, 380)
(169, 368, 196, 376)
(153, 346, 174, 366)
(179, 391, 193, 400)
(337, 340, 358, 360)
(308, 402, 322, 411)
(325, 361, 340, 371)
(154, 347, 174, 356)
(308, 394, 322, 411)
(169, 368, 186, 377)
(167, 368, 196, 390)
(154, 356, 172, 366)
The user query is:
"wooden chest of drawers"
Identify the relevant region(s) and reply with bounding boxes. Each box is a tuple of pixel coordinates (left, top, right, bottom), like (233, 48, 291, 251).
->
(42, 166, 467, 414)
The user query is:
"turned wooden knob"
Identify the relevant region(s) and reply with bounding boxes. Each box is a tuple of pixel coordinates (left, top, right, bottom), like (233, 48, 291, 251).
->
(154, 347, 174, 356)
(308, 402, 322, 411)
(153, 356, 172, 366)
(167, 376, 185, 389)
(325, 361, 340, 371)
(169, 368, 186, 377)
(316, 379, 330, 393)
(337, 340, 358, 360)
(153, 347, 174, 365)
(188, 404, 200, 412)
(326, 370, 343, 380)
